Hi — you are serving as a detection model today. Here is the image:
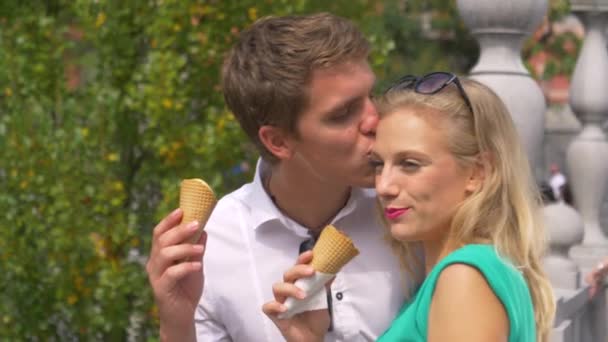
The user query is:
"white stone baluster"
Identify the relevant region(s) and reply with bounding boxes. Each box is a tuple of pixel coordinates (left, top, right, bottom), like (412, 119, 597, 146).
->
(543, 201, 584, 289)
(567, 9, 608, 249)
(564, 5, 608, 342)
(456, 0, 548, 181)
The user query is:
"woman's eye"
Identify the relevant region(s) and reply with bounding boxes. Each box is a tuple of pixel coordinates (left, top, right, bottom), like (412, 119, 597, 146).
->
(368, 159, 383, 172)
(400, 159, 420, 171)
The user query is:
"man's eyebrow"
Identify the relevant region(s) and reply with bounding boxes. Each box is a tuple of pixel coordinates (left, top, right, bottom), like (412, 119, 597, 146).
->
(324, 96, 358, 116)
(323, 76, 374, 117)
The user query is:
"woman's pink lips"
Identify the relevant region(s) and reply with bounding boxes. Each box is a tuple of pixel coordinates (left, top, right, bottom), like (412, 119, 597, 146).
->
(385, 208, 409, 220)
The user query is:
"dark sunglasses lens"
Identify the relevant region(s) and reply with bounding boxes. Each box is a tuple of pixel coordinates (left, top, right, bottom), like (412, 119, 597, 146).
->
(417, 73, 452, 94)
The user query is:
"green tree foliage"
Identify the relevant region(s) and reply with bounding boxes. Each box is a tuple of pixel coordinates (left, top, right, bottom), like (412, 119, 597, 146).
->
(0, 0, 573, 339)
(378, 0, 479, 88)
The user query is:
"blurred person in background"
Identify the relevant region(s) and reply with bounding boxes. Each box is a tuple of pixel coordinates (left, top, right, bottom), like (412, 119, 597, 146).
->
(549, 163, 568, 203)
(585, 257, 608, 298)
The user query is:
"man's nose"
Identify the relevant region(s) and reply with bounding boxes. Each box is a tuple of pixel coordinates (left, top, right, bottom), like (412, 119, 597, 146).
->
(360, 99, 379, 137)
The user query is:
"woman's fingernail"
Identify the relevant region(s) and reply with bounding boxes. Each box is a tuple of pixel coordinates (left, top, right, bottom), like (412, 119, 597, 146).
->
(188, 221, 199, 230)
(171, 208, 181, 217)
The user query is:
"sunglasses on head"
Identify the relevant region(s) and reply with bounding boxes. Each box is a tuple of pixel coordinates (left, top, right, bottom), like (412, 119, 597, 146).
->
(383, 72, 474, 114)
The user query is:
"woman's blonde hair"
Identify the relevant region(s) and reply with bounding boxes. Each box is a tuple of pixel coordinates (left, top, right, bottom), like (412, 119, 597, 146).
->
(375, 77, 555, 341)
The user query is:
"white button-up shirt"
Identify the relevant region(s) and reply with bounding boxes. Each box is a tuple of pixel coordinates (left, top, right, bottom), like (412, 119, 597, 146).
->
(195, 160, 411, 341)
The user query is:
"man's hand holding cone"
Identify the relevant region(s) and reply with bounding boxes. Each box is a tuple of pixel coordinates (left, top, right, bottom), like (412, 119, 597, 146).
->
(146, 178, 217, 342)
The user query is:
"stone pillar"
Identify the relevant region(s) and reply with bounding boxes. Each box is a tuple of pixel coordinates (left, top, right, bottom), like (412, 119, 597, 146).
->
(544, 105, 582, 178)
(567, 9, 608, 247)
(456, 0, 548, 181)
(543, 201, 584, 289)
(566, 8, 608, 279)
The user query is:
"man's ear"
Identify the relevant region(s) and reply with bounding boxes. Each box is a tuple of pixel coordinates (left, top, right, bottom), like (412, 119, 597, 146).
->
(258, 125, 294, 161)
(465, 153, 491, 193)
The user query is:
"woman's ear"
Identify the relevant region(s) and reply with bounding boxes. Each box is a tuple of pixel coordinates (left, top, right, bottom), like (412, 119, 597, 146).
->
(466, 153, 491, 193)
(258, 125, 294, 161)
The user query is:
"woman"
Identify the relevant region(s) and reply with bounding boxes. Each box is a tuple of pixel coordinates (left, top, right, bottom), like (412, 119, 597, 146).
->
(263, 72, 555, 341)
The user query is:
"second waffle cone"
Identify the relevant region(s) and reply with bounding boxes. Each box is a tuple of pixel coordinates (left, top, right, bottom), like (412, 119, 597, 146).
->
(311, 225, 359, 274)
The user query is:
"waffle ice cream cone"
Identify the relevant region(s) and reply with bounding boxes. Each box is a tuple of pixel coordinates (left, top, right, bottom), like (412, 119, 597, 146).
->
(180, 178, 217, 244)
(278, 225, 359, 319)
(311, 225, 359, 274)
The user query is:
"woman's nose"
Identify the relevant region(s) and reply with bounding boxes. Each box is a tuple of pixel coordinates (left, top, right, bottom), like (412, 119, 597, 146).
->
(376, 169, 399, 199)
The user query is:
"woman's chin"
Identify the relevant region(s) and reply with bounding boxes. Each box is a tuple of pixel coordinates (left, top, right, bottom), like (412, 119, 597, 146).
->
(390, 225, 418, 242)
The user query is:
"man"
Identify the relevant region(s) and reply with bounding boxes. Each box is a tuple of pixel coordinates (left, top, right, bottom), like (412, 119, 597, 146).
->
(549, 163, 566, 202)
(146, 13, 411, 341)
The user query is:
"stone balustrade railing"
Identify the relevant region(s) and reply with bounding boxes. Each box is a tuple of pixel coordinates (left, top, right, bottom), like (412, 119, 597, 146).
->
(455, 1, 608, 341)
(552, 285, 603, 342)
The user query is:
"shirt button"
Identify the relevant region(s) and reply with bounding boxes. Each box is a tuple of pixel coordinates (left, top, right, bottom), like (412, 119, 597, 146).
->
(336, 292, 343, 300)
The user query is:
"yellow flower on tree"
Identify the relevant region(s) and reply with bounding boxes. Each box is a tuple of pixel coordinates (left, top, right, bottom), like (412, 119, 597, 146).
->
(106, 153, 119, 162)
(95, 12, 106, 28)
(248, 7, 258, 21)
(67, 294, 78, 305)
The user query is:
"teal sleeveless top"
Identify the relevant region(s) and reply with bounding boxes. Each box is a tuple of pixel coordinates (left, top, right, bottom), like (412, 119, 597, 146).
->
(378, 244, 535, 342)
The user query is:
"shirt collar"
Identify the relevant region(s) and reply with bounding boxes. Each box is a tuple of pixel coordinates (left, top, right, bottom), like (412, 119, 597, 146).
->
(238, 158, 288, 231)
(239, 158, 375, 235)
